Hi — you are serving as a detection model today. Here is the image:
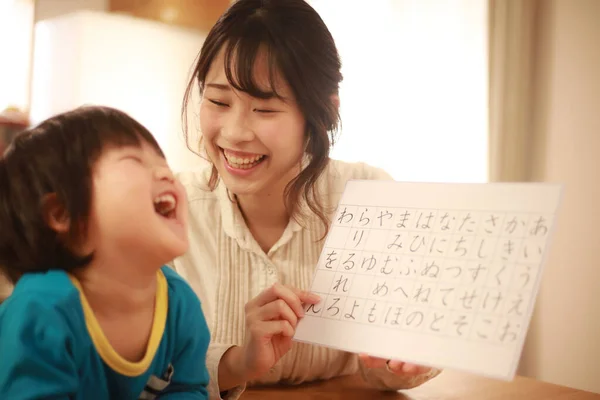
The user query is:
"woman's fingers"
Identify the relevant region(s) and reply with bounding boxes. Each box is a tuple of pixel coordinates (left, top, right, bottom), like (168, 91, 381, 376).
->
(289, 286, 321, 304)
(244, 284, 323, 339)
(252, 298, 300, 328)
(358, 354, 388, 369)
(386, 360, 407, 373)
(248, 319, 295, 339)
(359, 354, 432, 376)
(246, 283, 320, 319)
(392, 362, 431, 375)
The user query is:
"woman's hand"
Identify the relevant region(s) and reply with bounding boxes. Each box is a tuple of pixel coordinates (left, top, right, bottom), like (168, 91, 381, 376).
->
(235, 283, 320, 383)
(359, 354, 432, 376)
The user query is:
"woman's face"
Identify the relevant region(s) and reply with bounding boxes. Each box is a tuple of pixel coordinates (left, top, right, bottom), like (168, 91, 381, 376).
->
(199, 49, 306, 198)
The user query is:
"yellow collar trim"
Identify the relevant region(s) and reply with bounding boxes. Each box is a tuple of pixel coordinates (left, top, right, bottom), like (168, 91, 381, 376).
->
(69, 270, 168, 377)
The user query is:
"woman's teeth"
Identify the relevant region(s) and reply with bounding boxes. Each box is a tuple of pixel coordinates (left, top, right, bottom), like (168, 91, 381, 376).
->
(223, 151, 265, 169)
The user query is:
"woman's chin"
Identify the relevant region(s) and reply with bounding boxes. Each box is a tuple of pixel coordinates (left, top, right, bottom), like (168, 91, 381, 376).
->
(218, 170, 265, 197)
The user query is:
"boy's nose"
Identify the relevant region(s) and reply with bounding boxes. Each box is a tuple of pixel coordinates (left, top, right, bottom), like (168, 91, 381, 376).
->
(154, 166, 175, 182)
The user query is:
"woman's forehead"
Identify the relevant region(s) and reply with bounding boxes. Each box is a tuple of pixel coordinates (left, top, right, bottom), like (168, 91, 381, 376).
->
(206, 46, 292, 97)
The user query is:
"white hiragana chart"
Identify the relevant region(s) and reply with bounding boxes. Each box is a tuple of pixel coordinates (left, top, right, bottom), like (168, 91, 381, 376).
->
(294, 180, 562, 380)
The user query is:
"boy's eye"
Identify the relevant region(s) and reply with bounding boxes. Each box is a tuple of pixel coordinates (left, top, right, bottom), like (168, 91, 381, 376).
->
(209, 99, 229, 107)
(122, 155, 143, 163)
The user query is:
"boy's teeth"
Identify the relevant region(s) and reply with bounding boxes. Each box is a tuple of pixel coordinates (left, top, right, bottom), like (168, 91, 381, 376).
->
(153, 194, 176, 215)
(154, 194, 176, 206)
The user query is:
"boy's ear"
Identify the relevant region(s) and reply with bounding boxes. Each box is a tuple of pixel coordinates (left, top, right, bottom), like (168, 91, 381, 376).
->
(42, 193, 70, 234)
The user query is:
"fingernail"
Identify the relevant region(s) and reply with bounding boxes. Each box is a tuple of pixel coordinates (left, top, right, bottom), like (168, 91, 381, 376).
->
(309, 293, 321, 301)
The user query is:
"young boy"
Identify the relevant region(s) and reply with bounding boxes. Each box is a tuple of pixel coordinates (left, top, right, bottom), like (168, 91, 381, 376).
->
(0, 106, 209, 399)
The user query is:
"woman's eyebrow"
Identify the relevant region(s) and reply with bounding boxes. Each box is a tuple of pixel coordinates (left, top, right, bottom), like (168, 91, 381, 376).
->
(206, 82, 291, 102)
(205, 83, 230, 91)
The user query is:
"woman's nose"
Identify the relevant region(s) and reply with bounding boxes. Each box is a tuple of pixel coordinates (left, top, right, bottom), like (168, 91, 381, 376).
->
(221, 111, 254, 143)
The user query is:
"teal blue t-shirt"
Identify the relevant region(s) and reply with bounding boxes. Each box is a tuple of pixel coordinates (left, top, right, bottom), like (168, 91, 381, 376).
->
(0, 266, 209, 399)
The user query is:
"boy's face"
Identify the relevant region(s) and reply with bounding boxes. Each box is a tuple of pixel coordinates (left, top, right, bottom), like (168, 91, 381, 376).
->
(85, 141, 189, 267)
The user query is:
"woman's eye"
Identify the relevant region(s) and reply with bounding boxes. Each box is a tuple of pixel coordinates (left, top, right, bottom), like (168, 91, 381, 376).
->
(209, 99, 229, 107)
(254, 108, 276, 114)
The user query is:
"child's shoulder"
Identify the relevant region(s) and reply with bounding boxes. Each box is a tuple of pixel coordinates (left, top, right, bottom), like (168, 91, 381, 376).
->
(0, 270, 80, 313)
(160, 266, 198, 303)
(0, 271, 82, 340)
(160, 266, 207, 334)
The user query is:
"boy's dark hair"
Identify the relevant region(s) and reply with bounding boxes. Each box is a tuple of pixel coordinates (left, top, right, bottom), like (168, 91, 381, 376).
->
(0, 106, 163, 284)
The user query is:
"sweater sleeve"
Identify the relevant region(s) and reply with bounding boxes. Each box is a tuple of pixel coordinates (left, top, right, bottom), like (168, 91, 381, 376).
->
(162, 267, 245, 400)
(160, 278, 211, 399)
(0, 298, 79, 398)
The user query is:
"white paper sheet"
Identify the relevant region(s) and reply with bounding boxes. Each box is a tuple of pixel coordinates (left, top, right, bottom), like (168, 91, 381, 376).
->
(294, 180, 562, 380)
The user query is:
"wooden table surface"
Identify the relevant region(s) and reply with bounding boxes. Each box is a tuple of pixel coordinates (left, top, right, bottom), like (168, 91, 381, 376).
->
(241, 370, 599, 399)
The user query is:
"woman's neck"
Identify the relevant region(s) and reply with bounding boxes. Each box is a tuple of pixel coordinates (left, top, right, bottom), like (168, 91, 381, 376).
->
(234, 163, 304, 253)
(237, 190, 288, 225)
(236, 190, 291, 253)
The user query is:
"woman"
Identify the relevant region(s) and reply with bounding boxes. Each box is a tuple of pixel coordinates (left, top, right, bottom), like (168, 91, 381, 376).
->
(173, 0, 441, 398)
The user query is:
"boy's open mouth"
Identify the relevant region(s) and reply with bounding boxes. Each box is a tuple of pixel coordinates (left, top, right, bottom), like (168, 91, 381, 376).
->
(153, 193, 177, 219)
